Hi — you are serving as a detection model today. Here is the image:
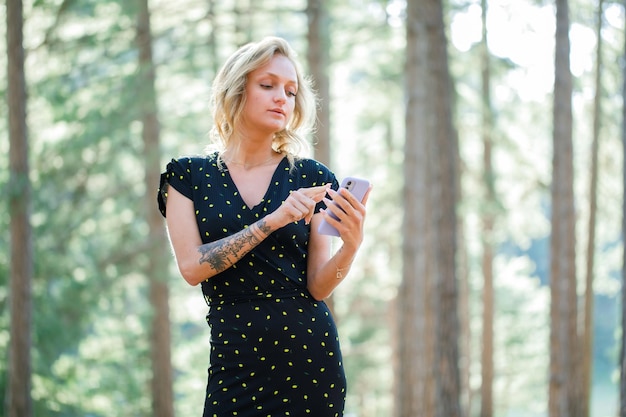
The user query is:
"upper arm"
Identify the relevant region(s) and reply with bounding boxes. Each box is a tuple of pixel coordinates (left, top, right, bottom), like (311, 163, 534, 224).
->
(164, 184, 203, 284)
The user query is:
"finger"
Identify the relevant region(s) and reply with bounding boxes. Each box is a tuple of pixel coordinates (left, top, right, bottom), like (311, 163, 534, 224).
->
(299, 184, 328, 195)
(285, 205, 308, 223)
(323, 196, 347, 222)
(300, 184, 331, 201)
(290, 187, 326, 223)
(304, 209, 315, 225)
(289, 196, 315, 223)
(327, 189, 353, 215)
(303, 190, 329, 204)
(361, 184, 373, 206)
(337, 187, 366, 208)
(335, 186, 371, 215)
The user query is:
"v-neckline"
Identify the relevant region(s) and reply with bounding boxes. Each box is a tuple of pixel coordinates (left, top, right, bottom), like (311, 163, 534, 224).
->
(224, 157, 287, 210)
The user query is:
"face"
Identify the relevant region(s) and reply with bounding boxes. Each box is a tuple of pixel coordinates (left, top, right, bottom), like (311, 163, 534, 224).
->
(240, 54, 298, 136)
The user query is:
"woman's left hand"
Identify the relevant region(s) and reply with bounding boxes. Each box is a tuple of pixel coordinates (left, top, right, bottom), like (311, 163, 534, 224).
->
(321, 185, 372, 250)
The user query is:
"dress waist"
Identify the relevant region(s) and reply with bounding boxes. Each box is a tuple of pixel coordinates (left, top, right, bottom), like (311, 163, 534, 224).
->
(204, 287, 310, 307)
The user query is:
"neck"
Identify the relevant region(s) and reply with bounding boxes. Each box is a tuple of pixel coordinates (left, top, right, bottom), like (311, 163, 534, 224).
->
(224, 132, 278, 161)
(223, 149, 281, 170)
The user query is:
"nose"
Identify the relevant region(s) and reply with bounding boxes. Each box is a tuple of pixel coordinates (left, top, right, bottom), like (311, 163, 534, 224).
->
(274, 88, 287, 103)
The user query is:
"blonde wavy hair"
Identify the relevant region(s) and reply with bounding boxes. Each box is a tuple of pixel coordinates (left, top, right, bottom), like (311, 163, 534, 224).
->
(209, 37, 317, 166)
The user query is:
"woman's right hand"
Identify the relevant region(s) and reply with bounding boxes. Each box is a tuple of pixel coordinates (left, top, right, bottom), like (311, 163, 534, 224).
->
(268, 184, 330, 228)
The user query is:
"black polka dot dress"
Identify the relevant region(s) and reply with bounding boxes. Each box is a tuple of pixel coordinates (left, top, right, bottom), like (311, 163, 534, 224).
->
(158, 153, 345, 417)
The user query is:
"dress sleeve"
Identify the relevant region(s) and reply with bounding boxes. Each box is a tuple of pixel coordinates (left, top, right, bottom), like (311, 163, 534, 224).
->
(157, 157, 194, 217)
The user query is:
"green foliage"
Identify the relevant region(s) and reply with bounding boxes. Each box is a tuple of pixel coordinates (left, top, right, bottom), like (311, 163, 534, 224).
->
(3, 1, 152, 414)
(1, 0, 623, 416)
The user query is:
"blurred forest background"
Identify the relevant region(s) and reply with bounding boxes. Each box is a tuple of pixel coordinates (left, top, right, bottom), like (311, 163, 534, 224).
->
(2, 0, 625, 416)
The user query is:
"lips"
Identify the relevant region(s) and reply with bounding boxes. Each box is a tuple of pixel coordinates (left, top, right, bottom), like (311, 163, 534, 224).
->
(269, 108, 285, 116)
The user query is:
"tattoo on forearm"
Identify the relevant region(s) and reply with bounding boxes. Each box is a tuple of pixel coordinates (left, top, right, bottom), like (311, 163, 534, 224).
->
(256, 220, 272, 236)
(197, 220, 271, 273)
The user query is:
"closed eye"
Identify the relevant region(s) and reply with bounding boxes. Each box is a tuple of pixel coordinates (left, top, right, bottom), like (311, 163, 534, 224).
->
(260, 83, 296, 98)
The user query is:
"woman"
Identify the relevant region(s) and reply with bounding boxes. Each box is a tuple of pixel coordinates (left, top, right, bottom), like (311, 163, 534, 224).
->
(158, 36, 371, 417)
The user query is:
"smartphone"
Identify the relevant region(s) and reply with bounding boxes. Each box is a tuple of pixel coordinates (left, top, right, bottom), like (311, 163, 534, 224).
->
(318, 176, 370, 237)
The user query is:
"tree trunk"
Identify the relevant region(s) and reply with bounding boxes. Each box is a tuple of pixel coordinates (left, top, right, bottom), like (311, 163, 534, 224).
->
(307, 0, 330, 166)
(458, 220, 472, 415)
(549, 0, 578, 416)
(397, 1, 460, 416)
(582, 1, 604, 415)
(620, 1, 626, 415)
(6, 0, 33, 416)
(424, 0, 461, 415)
(479, 1, 495, 416)
(234, 0, 252, 46)
(396, 0, 436, 414)
(137, 1, 175, 416)
(206, 0, 219, 75)
(306, 0, 335, 315)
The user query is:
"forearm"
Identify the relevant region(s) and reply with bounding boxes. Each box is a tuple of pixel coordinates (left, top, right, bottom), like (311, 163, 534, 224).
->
(307, 246, 357, 300)
(179, 219, 275, 285)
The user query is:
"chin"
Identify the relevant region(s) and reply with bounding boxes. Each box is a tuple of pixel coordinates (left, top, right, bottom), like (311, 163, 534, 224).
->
(265, 123, 287, 133)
